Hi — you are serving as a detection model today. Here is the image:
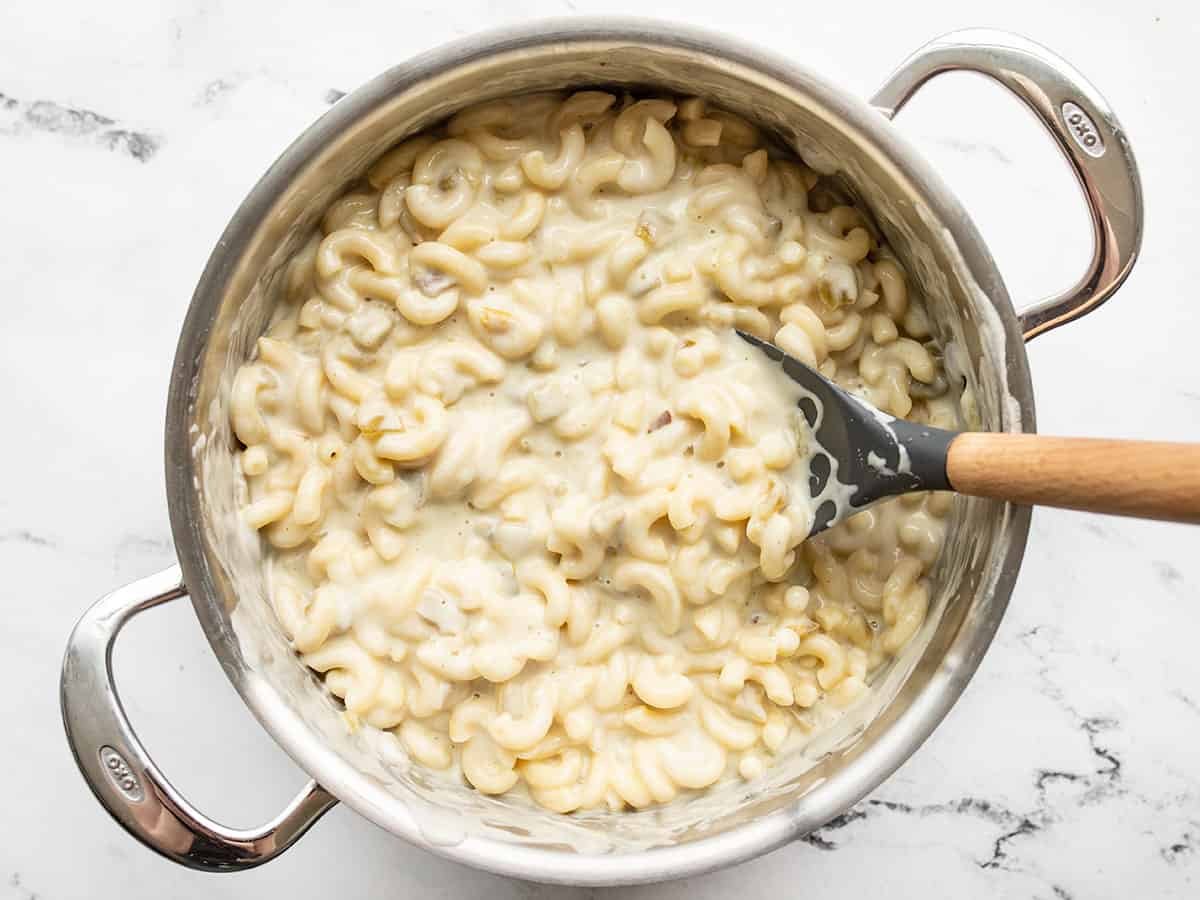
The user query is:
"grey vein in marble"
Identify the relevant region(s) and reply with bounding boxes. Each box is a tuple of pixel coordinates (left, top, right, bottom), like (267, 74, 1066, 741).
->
(1171, 689, 1200, 717)
(800, 794, 1043, 869)
(1154, 559, 1185, 585)
(0, 89, 160, 161)
(931, 135, 1014, 165)
(114, 534, 174, 559)
(195, 74, 248, 106)
(8, 872, 39, 900)
(1161, 830, 1197, 865)
(0, 529, 57, 548)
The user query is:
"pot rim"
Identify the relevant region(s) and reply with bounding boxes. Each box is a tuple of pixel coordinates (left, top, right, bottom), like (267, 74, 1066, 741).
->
(164, 16, 1033, 885)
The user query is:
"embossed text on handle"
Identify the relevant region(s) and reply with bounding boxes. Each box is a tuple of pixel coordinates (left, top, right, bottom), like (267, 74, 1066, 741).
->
(1061, 101, 1106, 158)
(99, 746, 145, 803)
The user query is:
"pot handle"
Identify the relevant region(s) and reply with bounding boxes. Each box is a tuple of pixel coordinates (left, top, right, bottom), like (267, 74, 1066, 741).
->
(871, 29, 1143, 341)
(60, 565, 337, 871)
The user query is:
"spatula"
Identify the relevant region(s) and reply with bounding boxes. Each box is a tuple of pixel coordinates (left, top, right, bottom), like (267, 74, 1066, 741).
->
(737, 331, 1200, 537)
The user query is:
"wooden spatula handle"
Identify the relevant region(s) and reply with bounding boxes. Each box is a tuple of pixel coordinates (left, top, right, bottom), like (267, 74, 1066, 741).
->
(945, 434, 1200, 523)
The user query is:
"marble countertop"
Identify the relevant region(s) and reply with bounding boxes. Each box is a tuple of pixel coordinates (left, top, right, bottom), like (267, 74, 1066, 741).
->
(3, 1, 1198, 897)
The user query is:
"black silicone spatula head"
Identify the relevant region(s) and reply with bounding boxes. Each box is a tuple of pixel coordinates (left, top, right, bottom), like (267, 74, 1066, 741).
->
(737, 331, 956, 537)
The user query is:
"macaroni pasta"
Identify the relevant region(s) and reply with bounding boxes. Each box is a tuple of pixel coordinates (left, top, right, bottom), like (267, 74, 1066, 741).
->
(230, 91, 956, 812)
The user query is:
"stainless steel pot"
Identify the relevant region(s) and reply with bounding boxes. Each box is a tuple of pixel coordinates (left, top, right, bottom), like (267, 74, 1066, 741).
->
(60, 20, 1142, 885)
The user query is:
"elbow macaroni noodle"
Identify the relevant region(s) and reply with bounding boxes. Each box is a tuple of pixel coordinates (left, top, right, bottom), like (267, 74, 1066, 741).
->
(230, 91, 957, 813)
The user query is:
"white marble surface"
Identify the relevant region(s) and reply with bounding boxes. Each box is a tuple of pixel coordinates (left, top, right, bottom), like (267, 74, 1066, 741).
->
(3, 1, 1198, 897)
